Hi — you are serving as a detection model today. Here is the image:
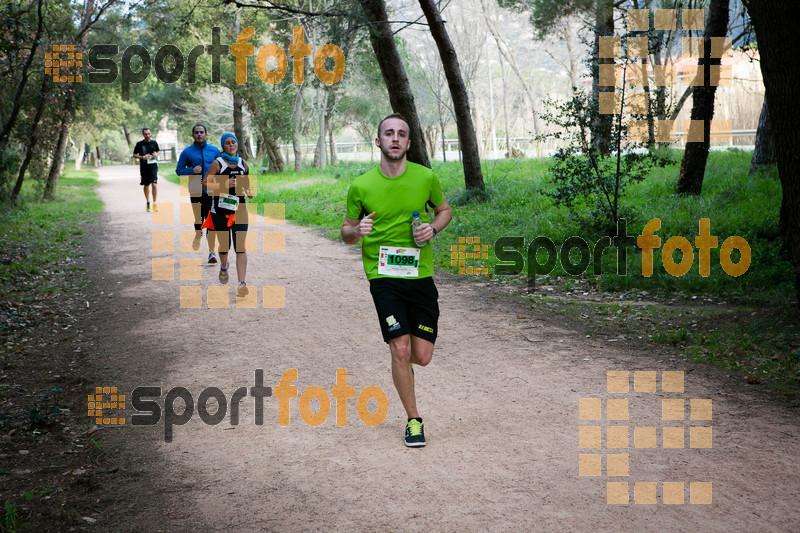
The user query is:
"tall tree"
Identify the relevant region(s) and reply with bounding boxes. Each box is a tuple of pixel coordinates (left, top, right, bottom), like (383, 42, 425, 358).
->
(676, 0, 730, 195)
(591, 0, 614, 154)
(359, 0, 431, 167)
(744, 0, 800, 303)
(749, 95, 776, 176)
(418, 0, 485, 190)
(44, 0, 118, 200)
(232, 11, 253, 160)
(10, 75, 50, 203)
(293, 83, 305, 171)
(0, 0, 44, 153)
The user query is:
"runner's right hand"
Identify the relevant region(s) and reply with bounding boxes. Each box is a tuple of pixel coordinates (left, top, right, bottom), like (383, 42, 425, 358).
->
(355, 212, 375, 237)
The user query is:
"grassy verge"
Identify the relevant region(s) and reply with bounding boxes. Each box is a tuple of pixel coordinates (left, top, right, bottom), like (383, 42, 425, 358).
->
(540, 294, 799, 392)
(201, 152, 797, 392)
(0, 166, 103, 529)
(0, 165, 102, 331)
(164, 152, 792, 303)
(215, 151, 791, 302)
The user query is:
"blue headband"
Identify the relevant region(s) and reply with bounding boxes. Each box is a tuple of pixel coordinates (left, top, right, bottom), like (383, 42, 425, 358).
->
(221, 133, 238, 146)
(220, 133, 240, 165)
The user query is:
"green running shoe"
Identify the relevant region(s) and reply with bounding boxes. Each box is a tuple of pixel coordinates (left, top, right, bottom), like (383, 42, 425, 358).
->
(404, 419, 426, 447)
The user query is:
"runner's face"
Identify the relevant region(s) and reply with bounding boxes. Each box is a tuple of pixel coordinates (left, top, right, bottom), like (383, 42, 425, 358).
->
(143, 130, 151, 141)
(192, 128, 207, 144)
(223, 137, 238, 155)
(376, 118, 410, 161)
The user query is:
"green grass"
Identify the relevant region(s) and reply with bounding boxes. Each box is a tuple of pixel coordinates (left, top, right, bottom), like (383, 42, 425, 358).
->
(205, 152, 796, 391)
(432, 150, 790, 303)
(210, 152, 790, 304)
(0, 166, 101, 309)
(2, 499, 22, 532)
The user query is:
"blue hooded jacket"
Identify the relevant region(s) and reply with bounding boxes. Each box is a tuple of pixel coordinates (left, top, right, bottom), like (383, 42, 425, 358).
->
(175, 142, 221, 178)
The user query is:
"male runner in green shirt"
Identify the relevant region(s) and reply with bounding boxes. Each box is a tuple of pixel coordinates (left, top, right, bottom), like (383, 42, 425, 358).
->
(341, 114, 452, 447)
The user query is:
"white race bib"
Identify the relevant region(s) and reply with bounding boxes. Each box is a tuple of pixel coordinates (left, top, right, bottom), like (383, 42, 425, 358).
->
(378, 246, 420, 277)
(218, 194, 239, 211)
(147, 158, 158, 164)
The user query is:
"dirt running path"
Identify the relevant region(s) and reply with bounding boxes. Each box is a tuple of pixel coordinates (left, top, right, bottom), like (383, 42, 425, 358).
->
(88, 165, 799, 532)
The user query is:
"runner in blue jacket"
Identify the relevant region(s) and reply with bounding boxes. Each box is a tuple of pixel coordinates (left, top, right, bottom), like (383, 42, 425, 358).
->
(176, 124, 222, 263)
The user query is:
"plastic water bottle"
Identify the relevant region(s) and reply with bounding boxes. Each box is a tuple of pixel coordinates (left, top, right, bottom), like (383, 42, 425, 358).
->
(411, 211, 426, 247)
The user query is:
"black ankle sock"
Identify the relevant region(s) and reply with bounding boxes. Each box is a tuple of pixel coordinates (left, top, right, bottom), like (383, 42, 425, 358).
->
(408, 417, 422, 423)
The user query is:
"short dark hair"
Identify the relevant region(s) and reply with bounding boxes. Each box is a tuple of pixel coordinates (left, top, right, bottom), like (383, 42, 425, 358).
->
(142, 128, 150, 134)
(192, 124, 207, 134)
(377, 113, 409, 138)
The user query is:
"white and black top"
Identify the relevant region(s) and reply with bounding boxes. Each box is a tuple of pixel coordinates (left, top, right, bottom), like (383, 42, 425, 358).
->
(210, 156, 248, 214)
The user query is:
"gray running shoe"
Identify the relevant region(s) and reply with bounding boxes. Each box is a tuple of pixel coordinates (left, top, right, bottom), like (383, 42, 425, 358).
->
(237, 281, 249, 297)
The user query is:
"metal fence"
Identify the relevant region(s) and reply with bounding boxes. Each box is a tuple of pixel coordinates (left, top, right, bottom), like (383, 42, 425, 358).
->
(280, 130, 758, 163)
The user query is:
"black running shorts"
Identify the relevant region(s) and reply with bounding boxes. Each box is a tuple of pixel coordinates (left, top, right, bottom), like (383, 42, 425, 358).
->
(207, 209, 248, 253)
(139, 164, 158, 185)
(369, 277, 439, 343)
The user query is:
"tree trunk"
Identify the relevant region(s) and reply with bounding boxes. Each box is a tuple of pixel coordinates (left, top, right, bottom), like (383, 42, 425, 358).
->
(439, 118, 447, 162)
(749, 95, 777, 176)
(563, 23, 581, 93)
(425, 126, 437, 160)
(312, 86, 327, 169)
(41, 0, 96, 199)
(631, 0, 655, 148)
(676, 0, 730, 195)
(470, 88, 484, 159)
(265, 136, 284, 172)
(256, 134, 267, 162)
(10, 77, 49, 203)
(499, 52, 512, 157)
(122, 124, 132, 147)
(324, 85, 338, 165)
(315, 86, 328, 169)
(70, 135, 84, 171)
(591, 0, 615, 155)
(418, 0, 485, 190)
(0, 0, 44, 153)
(359, 0, 431, 168)
(233, 92, 252, 160)
(643, 56, 655, 148)
(312, 143, 320, 168)
(328, 119, 337, 165)
(746, 0, 800, 303)
(44, 117, 71, 200)
(293, 83, 305, 171)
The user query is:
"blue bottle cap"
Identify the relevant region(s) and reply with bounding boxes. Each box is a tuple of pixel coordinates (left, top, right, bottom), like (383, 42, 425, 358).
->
(412, 211, 419, 216)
